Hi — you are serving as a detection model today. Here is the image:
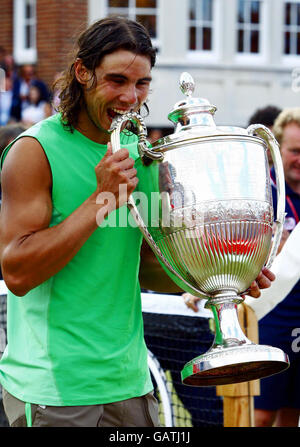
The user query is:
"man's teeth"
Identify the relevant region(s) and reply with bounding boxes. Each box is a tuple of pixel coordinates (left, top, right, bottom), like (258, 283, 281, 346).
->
(111, 108, 131, 115)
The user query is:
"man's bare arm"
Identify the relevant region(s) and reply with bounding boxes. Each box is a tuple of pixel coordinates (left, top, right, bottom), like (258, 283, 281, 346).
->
(139, 240, 183, 293)
(0, 137, 137, 296)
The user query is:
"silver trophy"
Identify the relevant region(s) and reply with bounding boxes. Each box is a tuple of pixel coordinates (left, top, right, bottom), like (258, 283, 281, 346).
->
(110, 72, 289, 386)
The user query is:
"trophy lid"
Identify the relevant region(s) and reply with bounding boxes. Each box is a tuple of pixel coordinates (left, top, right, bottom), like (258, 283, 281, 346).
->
(168, 72, 217, 129)
(150, 72, 250, 152)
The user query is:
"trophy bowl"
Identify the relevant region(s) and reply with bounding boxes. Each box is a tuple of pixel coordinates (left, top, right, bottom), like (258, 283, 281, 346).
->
(110, 73, 289, 386)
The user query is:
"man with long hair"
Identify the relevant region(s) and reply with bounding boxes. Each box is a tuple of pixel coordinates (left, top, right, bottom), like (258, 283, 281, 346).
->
(0, 17, 274, 427)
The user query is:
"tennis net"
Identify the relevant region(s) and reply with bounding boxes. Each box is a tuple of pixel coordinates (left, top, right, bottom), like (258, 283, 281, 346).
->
(142, 292, 223, 427)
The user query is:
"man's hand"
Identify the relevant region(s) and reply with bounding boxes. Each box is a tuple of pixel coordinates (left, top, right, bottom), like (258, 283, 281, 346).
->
(182, 293, 201, 312)
(95, 143, 138, 212)
(243, 267, 276, 299)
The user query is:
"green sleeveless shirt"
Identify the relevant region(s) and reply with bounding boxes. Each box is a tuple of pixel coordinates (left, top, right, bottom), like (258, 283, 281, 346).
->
(0, 114, 153, 405)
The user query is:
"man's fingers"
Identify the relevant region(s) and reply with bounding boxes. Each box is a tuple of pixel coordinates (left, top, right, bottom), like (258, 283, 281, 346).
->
(117, 157, 135, 172)
(248, 281, 261, 298)
(125, 168, 138, 180)
(102, 144, 130, 163)
(182, 293, 200, 312)
(245, 267, 276, 299)
(111, 147, 130, 162)
(261, 267, 276, 282)
(98, 147, 135, 176)
(104, 142, 113, 157)
(255, 269, 274, 289)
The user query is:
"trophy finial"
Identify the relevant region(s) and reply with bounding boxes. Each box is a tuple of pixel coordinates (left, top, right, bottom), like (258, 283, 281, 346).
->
(180, 72, 195, 97)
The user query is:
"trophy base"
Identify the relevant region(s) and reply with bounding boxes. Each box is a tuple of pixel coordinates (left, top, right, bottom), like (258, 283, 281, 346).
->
(181, 344, 289, 386)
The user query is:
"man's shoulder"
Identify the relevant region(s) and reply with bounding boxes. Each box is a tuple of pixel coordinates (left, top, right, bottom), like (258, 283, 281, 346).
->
(0, 115, 63, 169)
(27, 113, 62, 133)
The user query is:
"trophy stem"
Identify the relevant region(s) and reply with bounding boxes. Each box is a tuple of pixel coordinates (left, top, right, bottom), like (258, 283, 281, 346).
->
(181, 292, 289, 387)
(208, 297, 252, 349)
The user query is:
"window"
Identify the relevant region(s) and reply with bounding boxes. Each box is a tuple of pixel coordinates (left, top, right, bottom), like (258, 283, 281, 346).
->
(24, 0, 36, 50)
(14, 0, 37, 64)
(284, 1, 300, 56)
(106, 0, 159, 45)
(189, 0, 214, 51)
(237, 0, 262, 54)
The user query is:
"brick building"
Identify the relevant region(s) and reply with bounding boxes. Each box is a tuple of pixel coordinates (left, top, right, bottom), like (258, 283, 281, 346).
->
(0, 0, 88, 88)
(1, 0, 300, 128)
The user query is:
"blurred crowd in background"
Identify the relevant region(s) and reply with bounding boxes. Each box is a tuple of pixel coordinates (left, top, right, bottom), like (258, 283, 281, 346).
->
(0, 46, 54, 129)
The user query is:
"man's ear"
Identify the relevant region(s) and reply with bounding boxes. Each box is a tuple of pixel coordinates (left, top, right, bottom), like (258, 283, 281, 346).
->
(74, 58, 91, 85)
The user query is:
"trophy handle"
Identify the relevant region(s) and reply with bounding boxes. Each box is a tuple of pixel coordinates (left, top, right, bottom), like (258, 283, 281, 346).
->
(110, 111, 164, 165)
(109, 112, 208, 298)
(247, 124, 286, 268)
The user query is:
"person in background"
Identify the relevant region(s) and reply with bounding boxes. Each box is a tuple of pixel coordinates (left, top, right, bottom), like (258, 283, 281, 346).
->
(10, 64, 50, 122)
(148, 128, 164, 144)
(0, 47, 10, 74)
(51, 71, 63, 114)
(21, 82, 52, 127)
(0, 51, 15, 127)
(0, 73, 13, 127)
(3, 55, 15, 80)
(0, 123, 26, 152)
(0, 48, 15, 82)
(248, 105, 282, 168)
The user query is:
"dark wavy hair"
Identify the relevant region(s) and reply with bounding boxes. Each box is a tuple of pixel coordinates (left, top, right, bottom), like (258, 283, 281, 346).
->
(53, 17, 156, 132)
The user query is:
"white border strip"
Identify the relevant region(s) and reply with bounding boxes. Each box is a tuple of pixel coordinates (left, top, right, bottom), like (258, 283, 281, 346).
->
(141, 292, 212, 318)
(0, 280, 7, 296)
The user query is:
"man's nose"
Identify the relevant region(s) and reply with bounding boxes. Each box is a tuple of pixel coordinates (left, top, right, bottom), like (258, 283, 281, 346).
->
(120, 85, 138, 105)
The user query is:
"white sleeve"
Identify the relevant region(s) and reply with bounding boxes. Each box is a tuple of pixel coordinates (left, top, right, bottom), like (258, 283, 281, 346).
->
(244, 222, 300, 321)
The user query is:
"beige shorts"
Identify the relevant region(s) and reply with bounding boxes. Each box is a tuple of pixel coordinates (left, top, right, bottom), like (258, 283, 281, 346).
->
(2, 388, 160, 427)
